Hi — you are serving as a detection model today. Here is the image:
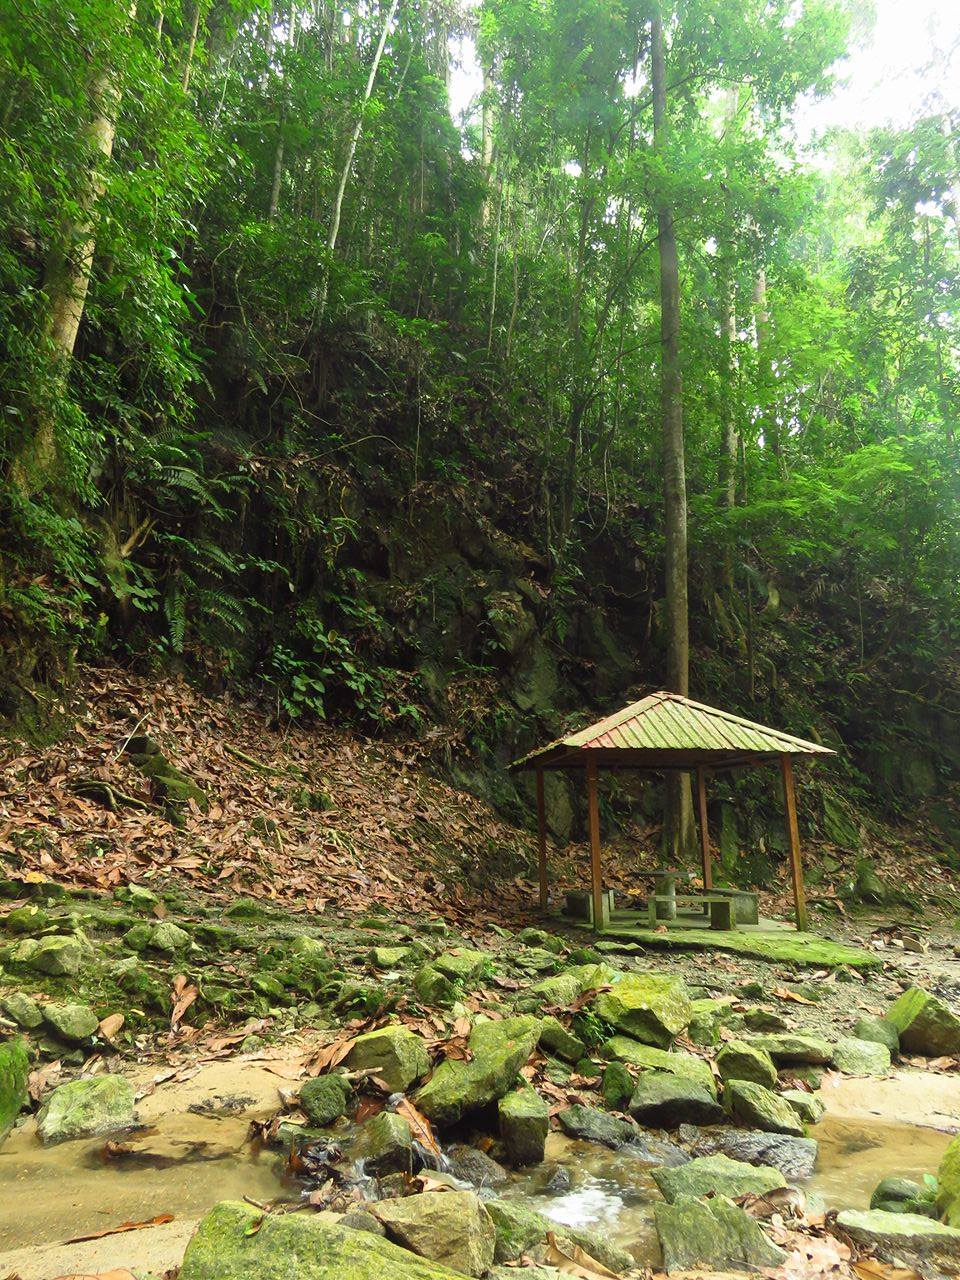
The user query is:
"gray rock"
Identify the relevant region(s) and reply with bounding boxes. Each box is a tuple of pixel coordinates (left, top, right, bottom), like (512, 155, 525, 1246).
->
(37, 1075, 135, 1145)
(149, 921, 191, 952)
(351, 1111, 413, 1176)
(781, 1089, 825, 1125)
(853, 1016, 900, 1057)
(29, 936, 82, 976)
(716, 1039, 778, 1090)
(886, 987, 960, 1057)
(628, 1072, 726, 1128)
(345, 1026, 431, 1093)
(538, 1015, 585, 1063)
(748, 1033, 832, 1064)
(1, 992, 42, 1029)
(556, 1103, 636, 1149)
(447, 1144, 509, 1188)
(832, 1035, 891, 1075)
(870, 1176, 938, 1218)
(486, 1197, 633, 1274)
(837, 1209, 960, 1280)
(655, 1193, 786, 1273)
(695, 1129, 818, 1179)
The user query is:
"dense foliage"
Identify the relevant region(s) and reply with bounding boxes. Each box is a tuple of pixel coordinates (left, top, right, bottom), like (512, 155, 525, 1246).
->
(0, 0, 957, 835)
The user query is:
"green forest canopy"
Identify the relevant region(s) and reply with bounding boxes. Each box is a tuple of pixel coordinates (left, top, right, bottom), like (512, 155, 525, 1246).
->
(0, 0, 957, 838)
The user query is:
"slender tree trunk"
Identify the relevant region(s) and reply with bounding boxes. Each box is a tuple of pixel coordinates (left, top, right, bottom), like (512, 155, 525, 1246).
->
(753, 262, 784, 474)
(11, 1, 136, 494)
(181, 0, 202, 91)
(652, 4, 695, 860)
(268, 5, 298, 221)
(319, 0, 399, 317)
(481, 60, 494, 224)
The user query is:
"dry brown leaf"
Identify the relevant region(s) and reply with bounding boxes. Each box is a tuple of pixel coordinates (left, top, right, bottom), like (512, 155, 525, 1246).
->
(772, 986, 817, 1006)
(64, 1214, 175, 1244)
(98, 1012, 124, 1042)
(853, 1261, 923, 1280)
(395, 1097, 443, 1161)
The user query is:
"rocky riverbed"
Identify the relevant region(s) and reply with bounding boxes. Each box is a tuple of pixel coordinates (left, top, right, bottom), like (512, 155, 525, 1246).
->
(3, 881, 960, 1278)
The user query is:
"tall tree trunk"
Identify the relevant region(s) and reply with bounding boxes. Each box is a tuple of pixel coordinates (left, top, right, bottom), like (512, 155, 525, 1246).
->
(181, 0, 202, 91)
(268, 5, 298, 220)
(11, 1, 136, 494)
(319, 0, 399, 317)
(480, 60, 494, 224)
(652, 4, 695, 860)
(753, 262, 784, 474)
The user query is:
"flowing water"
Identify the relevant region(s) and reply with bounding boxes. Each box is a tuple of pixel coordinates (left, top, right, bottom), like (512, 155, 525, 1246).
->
(1, 1063, 959, 1277)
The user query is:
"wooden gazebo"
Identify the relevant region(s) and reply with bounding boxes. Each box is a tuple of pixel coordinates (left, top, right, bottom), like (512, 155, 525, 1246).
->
(510, 691, 835, 932)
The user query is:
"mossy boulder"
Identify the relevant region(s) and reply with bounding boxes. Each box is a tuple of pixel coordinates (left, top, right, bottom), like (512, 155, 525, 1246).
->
(538, 1015, 584, 1064)
(781, 1089, 825, 1125)
(1, 992, 42, 1029)
(604, 1037, 715, 1095)
(485, 1197, 633, 1274)
(716, 1040, 778, 1090)
(653, 1154, 785, 1203)
(937, 1132, 960, 1226)
(871, 1177, 938, 1218)
(370, 946, 414, 970)
(556, 1103, 635, 1149)
(413, 964, 458, 1008)
(724, 1080, 804, 1136)
(655, 1193, 786, 1273)
(832, 1035, 891, 1075)
(602, 1061, 634, 1110)
(180, 1200, 464, 1280)
(628, 1072, 725, 1128)
(852, 1017, 900, 1057)
(527, 962, 618, 1010)
(149, 921, 192, 952)
(37, 1075, 135, 1144)
(747, 1033, 832, 1065)
(299, 1074, 350, 1126)
(593, 974, 692, 1048)
(518, 927, 563, 955)
(6, 905, 49, 935)
(887, 987, 960, 1057)
(836, 1208, 960, 1274)
(345, 1026, 431, 1093)
(0, 1037, 29, 1142)
(351, 1110, 413, 1176)
(415, 1015, 540, 1125)
(42, 1002, 99, 1044)
(374, 1190, 495, 1278)
(499, 1087, 549, 1166)
(433, 950, 490, 985)
(26, 935, 82, 975)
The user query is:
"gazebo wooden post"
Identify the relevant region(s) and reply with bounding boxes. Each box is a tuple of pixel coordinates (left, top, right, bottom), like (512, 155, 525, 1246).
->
(535, 767, 548, 912)
(585, 753, 603, 931)
(780, 753, 808, 932)
(695, 766, 712, 890)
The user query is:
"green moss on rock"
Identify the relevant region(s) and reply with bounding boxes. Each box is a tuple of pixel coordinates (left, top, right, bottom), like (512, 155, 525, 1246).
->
(887, 987, 960, 1057)
(0, 1037, 29, 1142)
(415, 1016, 541, 1125)
(593, 974, 692, 1049)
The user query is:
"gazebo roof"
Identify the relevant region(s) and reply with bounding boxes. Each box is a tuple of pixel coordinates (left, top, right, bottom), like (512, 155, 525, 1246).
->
(511, 691, 835, 773)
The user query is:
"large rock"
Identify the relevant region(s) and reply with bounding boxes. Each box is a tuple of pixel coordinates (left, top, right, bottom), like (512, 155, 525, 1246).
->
(602, 1061, 633, 1110)
(375, 1191, 495, 1278)
(299, 1075, 350, 1126)
(837, 1209, 960, 1280)
(593, 974, 692, 1049)
(716, 1040, 777, 1090)
(29, 935, 82, 976)
(653, 1154, 785, 1204)
(42, 1002, 99, 1044)
(485, 1198, 633, 1274)
(448, 1144, 509, 1188)
(781, 1089, 825, 1125)
(937, 1133, 960, 1226)
(351, 1111, 413, 1176)
(694, 1130, 818, 1179)
(37, 1075, 135, 1145)
(415, 1016, 540, 1125)
(346, 1026, 431, 1093)
(432, 951, 490, 985)
(655, 1193, 786, 1273)
(852, 1017, 900, 1057)
(1, 992, 42, 1029)
(604, 1037, 715, 1094)
(628, 1072, 725, 1128)
(539, 1016, 585, 1063)
(556, 1103, 636, 1149)
(747, 1033, 832, 1065)
(499, 1087, 549, 1166)
(872, 1177, 938, 1218)
(180, 1200, 464, 1280)
(724, 1080, 805, 1136)
(528, 963, 617, 1010)
(413, 964, 458, 1008)
(0, 1037, 29, 1142)
(887, 987, 960, 1057)
(5, 905, 49, 934)
(832, 1035, 891, 1075)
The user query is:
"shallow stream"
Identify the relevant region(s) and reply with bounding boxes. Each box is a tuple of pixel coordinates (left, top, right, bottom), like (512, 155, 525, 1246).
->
(1, 1064, 958, 1276)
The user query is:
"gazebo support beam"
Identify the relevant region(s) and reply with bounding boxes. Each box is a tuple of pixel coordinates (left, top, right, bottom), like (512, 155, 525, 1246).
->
(695, 765, 712, 890)
(535, 767, 548, 912)
(586, 753, 603, 931)
(780, 753, 808, 932)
